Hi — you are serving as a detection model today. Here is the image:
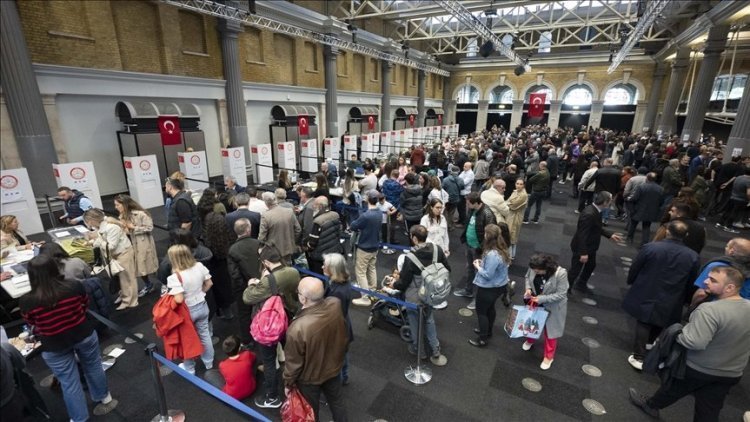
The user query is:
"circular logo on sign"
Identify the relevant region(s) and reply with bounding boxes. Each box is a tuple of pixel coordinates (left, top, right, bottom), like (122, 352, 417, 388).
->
(139, 160, 151, 171)
(261, 147, 269, 155)
(190, 155, 200, 165)
(1, 175, 19, 190)
(70, 167, 86, 180)
(233, 150, 241, 158)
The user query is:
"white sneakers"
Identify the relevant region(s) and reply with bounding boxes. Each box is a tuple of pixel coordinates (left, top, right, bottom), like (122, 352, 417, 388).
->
(433, 300, 448, 309)
(352, 297, 371, 307)
(540, 358, 553, 370)
(522, 341, 533, 351)
(628, 354, 643, 371)
(178, 363, 195, 375)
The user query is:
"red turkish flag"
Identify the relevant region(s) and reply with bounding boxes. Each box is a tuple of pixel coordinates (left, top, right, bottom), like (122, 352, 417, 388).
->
(158, 116, 181, 145)
(409, 114, 415, 127)
(528, 93, 546, 118)
(298, 116, 309, 136)
(437, 114, 443, 124)
(367, 115, 375, 131)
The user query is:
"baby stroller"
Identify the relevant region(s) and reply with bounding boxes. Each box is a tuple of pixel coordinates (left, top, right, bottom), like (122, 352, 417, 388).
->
(366, 285, 412, 342)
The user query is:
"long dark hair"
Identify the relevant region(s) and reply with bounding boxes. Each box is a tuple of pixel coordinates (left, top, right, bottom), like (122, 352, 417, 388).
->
(27, 254, 69, 308)
(114, 194, 148, 221)
(426, 198, 443, 225)
(39, 242, 71, 261)
(197, 188, 219, 222)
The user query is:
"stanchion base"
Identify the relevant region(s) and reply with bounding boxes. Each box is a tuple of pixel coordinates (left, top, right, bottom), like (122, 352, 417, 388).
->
(150, 409, 186, 422)
(404, 365, 432, 385)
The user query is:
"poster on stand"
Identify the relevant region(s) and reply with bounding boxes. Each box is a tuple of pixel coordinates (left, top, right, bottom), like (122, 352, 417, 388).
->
(177, 151, 209, 192)
(124, 155, 163, 209)
(251, 144, 274, 184)
(221, 147, 248, 188)
(0, 168, 44, 235)
(52, 162, 103, 209)
(300, 139, 318, 173)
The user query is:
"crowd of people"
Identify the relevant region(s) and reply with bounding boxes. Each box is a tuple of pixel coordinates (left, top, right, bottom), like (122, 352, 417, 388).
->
(2, 123, 749, 422)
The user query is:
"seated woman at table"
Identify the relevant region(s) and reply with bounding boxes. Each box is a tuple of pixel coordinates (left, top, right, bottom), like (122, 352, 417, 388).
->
(0, 215, 42, 253)
(312, 172, 330, 200)
(38, 243, 91, 283)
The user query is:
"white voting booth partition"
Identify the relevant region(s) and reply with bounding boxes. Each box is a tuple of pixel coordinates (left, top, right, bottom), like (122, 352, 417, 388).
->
(323, 138, 340, 168)
(403, 128, 414, 148)
(360, 133, 375, 160)
(441, 125, 449, 138)
(277, 142, 297, 172)
(380, 132, 392, 156)
(343, 136, 357, 161)
(0, 168, 44, 235)
(251, 144, 274, 184)
(221, 147, 248, 188)
(52, 162, 103, 209)
(177, 151, 209, 192)
(123, 155, 163, 209)
(300, 139, 318, 173)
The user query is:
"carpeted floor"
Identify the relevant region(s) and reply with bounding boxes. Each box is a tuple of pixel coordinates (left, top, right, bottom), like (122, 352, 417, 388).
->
(16, 183, 750, 421)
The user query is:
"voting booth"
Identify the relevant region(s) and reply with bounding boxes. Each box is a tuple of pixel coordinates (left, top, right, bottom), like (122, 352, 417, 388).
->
(323, 138, 340, 169)
(251, 144, 274, 184)
(380, 132, 392, 156)
(178, 151, 209, 192)
(52, 162, 103, 209)
(221, 147, 248, 188)
(360, 133, 375, 160)
(403, 128, 414, 148)
(277, 142, 297, 171)
(123, 155, 163, 209)
(343, 136, 357, 161)
(0, 168, 44, 235)
(300, 139, 318, 173)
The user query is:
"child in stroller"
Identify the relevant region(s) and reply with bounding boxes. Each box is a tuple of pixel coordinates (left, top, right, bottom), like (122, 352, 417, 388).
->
(367, 267, 412, 342)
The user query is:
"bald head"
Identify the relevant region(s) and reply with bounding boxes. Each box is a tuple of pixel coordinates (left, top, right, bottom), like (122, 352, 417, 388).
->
(727, 238, 750, 257)
(298, 277, 325, 307)
(493, 179, 506, 192)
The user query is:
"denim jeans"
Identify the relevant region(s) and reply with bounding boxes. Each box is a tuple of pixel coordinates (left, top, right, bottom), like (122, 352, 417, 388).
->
(406, 306, 440, 357)
(183, 301, 214, 372)
(41, 331, 109, 422)
(340, 352, 350, 382)
(524, 192, 544, 221)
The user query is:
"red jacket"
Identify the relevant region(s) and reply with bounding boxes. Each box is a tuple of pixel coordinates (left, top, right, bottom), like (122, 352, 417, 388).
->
(152, 295, 203, 360)
(411, 148, 425, 167)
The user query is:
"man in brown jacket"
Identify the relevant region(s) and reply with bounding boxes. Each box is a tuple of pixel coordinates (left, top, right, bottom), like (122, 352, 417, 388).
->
(258, 191, 302, 265)
(283, 277, 348, 421)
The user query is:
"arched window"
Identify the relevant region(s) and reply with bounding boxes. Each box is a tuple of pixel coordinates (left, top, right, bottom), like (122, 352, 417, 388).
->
(604, 83, 638, 105)
(710, 74, 747, 100)
(490, 86, 513, 104)
(456, 85, 480, 103)
(524, 85, 552, 104)
(562, 85, 593, 106)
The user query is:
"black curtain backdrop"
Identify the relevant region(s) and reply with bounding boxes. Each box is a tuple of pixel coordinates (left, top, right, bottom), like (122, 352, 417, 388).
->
(522, 113, 548, 127)
(486, 113, 511, 131)
(559, 113, 590, 130)
(675, 116, 732, 142)
(600, 114, 633, 131)
(456, 111, 478, 135)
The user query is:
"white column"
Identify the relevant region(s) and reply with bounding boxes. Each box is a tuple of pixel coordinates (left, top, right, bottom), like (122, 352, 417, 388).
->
(510, 100, 524, 130)
(589, 100, 605, 130)
(476, 100, 489, 132)
(632, 101, 648, 134)
(548, 100, 562, 130)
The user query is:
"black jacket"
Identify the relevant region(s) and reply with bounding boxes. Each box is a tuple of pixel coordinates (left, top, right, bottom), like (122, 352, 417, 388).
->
(305, 211, 344, 261)
(225, 208, 261, 241)
(630, 181, 664, 223)
(460, 204, 497, 246)
(585, 166, 621, 194)
(643, 323, 686, 389)
(83, 277, 113, 319)
(400, 184, 424, 222)
(227, 236, 261, 295)
(570, 205, 612, 255)
(623, 239, 699, 327)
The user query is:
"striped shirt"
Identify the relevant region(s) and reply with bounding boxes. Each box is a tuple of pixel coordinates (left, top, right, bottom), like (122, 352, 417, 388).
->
(20, 282, 94, 352)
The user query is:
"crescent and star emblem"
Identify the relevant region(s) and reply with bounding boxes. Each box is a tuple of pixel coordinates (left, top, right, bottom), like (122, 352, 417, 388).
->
(532, 97, 543, 105)
(163, 120, 176, 134)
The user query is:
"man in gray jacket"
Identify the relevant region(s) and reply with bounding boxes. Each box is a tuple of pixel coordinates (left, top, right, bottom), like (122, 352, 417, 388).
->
(629, 266, 750, 421)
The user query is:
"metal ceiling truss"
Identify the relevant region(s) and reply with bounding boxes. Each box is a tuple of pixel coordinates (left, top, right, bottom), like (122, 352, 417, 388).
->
(160, 0, 449, 76)
(608, 0, 671, 72)
(335, 1, 675, 56)
(434, 0, 530, 70)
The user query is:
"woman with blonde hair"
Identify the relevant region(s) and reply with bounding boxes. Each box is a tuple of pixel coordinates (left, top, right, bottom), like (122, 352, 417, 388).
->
(506, 179, 529, 260)
(166, 244, 214, 375)
(1, 215, 41, 253)
(469, 224, 510, 347)
(83, 209, 138, 310)
(113, 195, 159, 297)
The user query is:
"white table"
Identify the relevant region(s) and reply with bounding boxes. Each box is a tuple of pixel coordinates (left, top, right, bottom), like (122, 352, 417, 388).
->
(1, 249, 35, 298)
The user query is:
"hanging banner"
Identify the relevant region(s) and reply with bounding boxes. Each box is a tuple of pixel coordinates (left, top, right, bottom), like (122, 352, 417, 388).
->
(408, 114, 415, 127)
(158, 115, 182, 146)
(437, 114, 443, 125)
(298, 116, 310, 136)
(367, 115, 376, 131)
(528, 93, 546, 118)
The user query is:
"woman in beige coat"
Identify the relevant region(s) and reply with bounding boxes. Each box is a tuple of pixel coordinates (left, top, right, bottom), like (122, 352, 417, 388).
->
(84, 209, 138, 310)
(506, 179, 528, 261)
(114, 195, 159, 297)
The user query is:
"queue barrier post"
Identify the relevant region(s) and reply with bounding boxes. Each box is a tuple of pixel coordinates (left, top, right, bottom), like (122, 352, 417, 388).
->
(404, 304, 432, 385)
(146, 343, 186, 422)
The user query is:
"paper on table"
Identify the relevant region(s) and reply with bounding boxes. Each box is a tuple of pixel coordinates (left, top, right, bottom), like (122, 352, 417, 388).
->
(54, 230, 71, 238)
(12, 274, 29, 286)
(108, 347, 126, 358)
(74, 226, 89, 234)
